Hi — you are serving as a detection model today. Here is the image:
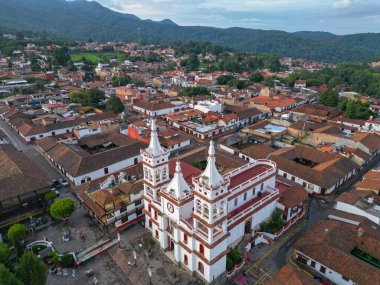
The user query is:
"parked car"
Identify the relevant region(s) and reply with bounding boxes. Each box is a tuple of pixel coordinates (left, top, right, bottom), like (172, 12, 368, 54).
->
(52, 180, 61, 188)
(59, 178, 69, 187)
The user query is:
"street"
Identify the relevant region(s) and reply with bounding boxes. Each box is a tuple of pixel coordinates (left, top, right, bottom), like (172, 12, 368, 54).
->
(0, 118, 61, 180)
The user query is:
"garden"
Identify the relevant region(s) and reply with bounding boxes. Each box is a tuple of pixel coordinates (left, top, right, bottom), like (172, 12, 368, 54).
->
(259, 211, 286, 234)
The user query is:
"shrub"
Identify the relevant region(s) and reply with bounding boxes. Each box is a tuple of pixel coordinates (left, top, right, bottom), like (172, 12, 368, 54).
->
(61, 253, 75, 267)
(44, 191, 57, 202)
(227, 249, 242, 265)
(226, 257, 234, 270)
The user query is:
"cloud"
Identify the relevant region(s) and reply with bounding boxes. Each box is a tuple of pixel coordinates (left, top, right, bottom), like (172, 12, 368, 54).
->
(332, 0, 352, 9)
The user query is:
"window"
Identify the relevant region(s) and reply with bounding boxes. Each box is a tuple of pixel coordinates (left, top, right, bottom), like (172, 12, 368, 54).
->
(342, 276, 350, 281)
(284, 173, 287, 178)
(104, 167, 109, 174)
(148, 220, 152, 228)
(310, 261, 316, 268)
(154, 211, 158, 220)
(199, 244, 205, 256)
(252, 187, 256, 196)
(243, 193, 247, 201)
(51, 131, 55, 136)
(135, 199, 142, 206)
(39, 134, 43, 138)
(198, 262, 204, 274)
(155, 230, 159, 239)
(134, 158, 138, 165)
(183, 234, 188, 244)
(184, 254, 188, 265)
(260, 183, 264, 191)
(234, 198, 238, 207)
(320, 266, 326, 274)
(136, 209, 143, 216)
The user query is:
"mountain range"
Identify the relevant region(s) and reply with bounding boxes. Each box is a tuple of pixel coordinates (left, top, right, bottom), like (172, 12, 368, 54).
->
(1, 0, 380, 62)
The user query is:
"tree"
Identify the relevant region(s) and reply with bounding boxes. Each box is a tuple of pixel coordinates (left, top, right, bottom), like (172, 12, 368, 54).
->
(217, 75, 235, 85)
(0, 243, 12, 269)
(7, 224, 27, 257)
(7, 224, 27, 245)
(43, 191, 58, 203)
(134, 80, 146, 87)
(50, 198, 75, 222)
(16, 251, 47, 285)
(0, 264, 23, 285)
(250, 71, 264, 83)
(52, 46, 70, 67)
(68, 88, 105, 107)
(319, 89, 339, 107)
(112, 76, 131, 87)
(180, 53, 200, 71)
(106, 96, 124, 113)
(179, 86, 210, 97)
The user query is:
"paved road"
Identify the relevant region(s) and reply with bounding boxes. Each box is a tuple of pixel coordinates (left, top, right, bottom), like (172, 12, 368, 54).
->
(0, 118, 61, 180)
(246, 153, 380, 279)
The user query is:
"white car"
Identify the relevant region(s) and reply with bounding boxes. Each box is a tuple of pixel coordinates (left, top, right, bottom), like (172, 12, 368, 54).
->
(59, 178, 69, 187)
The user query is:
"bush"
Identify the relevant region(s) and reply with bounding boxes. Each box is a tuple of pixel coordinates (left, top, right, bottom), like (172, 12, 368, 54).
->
(227, 249, 242, 265)
(226, 257, 234, 270)
(44, 191, 57, 202)
(61, 253, 75, 267)
(260, 210, 286, 234)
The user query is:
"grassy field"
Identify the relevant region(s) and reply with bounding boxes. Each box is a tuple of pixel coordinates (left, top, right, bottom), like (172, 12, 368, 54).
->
(71, 52, 127, 63)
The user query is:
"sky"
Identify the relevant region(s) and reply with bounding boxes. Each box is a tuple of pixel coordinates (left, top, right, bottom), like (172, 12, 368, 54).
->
(91, 0, 380, 34)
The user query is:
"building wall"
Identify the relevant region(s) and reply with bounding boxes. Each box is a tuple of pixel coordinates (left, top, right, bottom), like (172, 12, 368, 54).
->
(295, 251, 355, 285)
(335, 201, 380, 225)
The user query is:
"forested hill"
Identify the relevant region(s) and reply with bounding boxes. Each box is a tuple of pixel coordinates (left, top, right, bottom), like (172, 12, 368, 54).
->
(1, 0, 380, 63)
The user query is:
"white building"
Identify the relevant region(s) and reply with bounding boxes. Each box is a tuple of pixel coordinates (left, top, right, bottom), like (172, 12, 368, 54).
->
(142, 120, 279, 283)
(193, 100, 223, 114)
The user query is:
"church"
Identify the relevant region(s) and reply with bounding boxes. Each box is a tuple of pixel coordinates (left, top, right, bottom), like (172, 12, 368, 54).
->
(142, 119, 280, 283)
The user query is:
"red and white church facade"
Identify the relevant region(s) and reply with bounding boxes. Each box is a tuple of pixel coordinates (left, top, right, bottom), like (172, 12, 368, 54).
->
(142, 119, 280, 283)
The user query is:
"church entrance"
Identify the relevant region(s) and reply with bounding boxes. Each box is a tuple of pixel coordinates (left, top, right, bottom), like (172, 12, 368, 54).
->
(244, 220, 251, 235)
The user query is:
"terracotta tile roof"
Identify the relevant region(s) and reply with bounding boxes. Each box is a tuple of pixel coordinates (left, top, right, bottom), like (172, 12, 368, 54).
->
(134, 101, 175, 111)
(352, 132, 380, 153)
(37, 135, 146, 177)
(292, 104, 340, 119)
(240, 144, 275, 159)
(265, 264, 319, 285)
(0, 145, 50, 201)
(355, 179, 380, 192)
(294, 220, 380, 285)
(270, 146, 357, 189)
(278, 183, 308, 208)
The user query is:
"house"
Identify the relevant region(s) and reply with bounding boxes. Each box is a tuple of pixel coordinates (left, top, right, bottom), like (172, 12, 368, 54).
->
(0, 144, 50, 218)
(142, 120, 280, 283)
(335, 190, 380, 225)
(293, 219, 380, 285)
(294, 80, 307, 89)
(270, 146, 357, 195)
(37, 133, 146, 186)
(290, 104, 340, 122)
(265, 264, 319, 285)
(133, 100, 187, 117)
(76, 171, 145, 233)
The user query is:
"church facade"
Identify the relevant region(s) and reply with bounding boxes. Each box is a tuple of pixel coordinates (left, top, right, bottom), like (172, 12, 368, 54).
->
(142, 120, 279, 283)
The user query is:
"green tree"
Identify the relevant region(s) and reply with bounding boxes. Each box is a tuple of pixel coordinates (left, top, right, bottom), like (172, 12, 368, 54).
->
(106, 96, 124, 113)
(134, 80, 146, 87)
(43, 191, 58, 203)
(179, 86, 210, 97)
(0, 264, 23, 285)
(0, 243, 12, 269)
(7, 224, 27, 257)
(68, 88, 105, 107)
(16, 251, 47, 285)
(180, 53, 200, 71)
(7, 224, 27, 246)
(250, 71, 264, 83)
(112, 76, 131, 87)
(217, 75, 235, 85)
(50, 198, 75, 222)
(319, 89, 339, 107)
(52, 46, 70, 67)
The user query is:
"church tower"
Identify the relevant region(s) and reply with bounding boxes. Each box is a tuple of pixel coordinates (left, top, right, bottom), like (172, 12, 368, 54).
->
(141, 119, 170, 201)
(192, 141, 230, 281)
